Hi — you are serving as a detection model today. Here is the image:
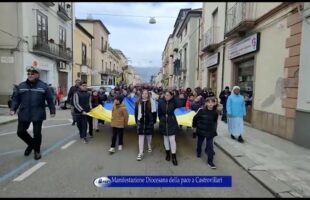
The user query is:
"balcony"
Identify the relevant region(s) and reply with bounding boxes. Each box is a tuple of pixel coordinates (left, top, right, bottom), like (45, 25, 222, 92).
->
(32, 36, 72, 62)
(201, 26, 220, 52)
(225, 2, 256, 37)
(81, 58, 91, 68)
(101, 45, 108, 53)
(57, 4, 71, 21)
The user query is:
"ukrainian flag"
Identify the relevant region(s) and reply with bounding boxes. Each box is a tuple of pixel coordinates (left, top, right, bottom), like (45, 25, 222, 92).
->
(87, 97, 196, 127)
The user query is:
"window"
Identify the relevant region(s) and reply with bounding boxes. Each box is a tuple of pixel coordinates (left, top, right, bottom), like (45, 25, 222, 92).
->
(82, 43, 87, 65)
(59, 2, 65, 8)
(102, 60, 104, 72)
(212, 8, 218, 27)
(37, 11, 48, 43)
(59, 26, 66, 49)
(101, 37, 104, 51)
(105, 62, 107, 71)
(184, 25, 187, 36)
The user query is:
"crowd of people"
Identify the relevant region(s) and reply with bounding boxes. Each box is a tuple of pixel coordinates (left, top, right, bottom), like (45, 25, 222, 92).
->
(68, 79, 247, 169)
(10, 66, 247, 170)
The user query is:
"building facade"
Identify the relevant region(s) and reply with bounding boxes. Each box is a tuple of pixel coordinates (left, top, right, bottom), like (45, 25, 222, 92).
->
(73, 22, 93, 85)
(0, 2, 74, 103)
(76, 19, 110, 86)
(200, 2, 308, 144)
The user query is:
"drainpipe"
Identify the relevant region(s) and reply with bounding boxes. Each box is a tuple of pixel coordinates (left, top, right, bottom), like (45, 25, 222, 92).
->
(197, 17, 200, 87)
(221, 2, 228, 91)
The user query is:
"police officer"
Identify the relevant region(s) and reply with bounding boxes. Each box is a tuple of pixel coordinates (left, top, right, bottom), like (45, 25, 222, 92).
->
(10, 66, 56, 160)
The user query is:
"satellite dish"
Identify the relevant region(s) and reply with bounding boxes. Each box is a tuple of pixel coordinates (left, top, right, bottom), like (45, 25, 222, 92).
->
(149, 17, 156, 24)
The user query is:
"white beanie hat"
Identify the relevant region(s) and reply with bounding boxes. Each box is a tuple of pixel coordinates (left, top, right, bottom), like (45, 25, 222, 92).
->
(232, 86, 240, 92)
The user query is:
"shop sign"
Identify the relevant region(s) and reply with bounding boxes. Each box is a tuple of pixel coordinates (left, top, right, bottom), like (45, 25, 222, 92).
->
(206, 52, 220, 68)
(228, 33, 260, 59)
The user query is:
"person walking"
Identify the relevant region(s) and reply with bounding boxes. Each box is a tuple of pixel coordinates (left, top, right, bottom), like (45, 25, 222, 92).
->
(73, 81, 93, 144)
(226, 86, 246, 143)
(68, 79, 81, 125)
(219, 86, 231, 123)
(158, 91, 182, 166)
(135, 90, 156, 161)
(192, 97, 218, 169)
(91, 90, 100, 132)
(10, 66, 56, 160)
(109, 95, 129, 154)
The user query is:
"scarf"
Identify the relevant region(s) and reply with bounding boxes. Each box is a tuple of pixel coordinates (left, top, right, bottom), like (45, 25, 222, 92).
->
(137, 99, 157, 121)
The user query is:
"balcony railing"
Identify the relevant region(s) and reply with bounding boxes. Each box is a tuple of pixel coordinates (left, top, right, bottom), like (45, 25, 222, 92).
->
(57, 4, 71, 21)
(43, 2, 55, 7)
(225, 2, 256, 37)
(32, 36, 72, 61)
(201, 26, 220, 52)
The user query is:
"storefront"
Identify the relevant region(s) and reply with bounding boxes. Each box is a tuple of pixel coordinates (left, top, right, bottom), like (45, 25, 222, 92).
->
(228, 33, 260, 124)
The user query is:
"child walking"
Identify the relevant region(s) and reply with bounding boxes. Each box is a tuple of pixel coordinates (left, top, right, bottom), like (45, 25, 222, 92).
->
(109, 95, 129, 154)
(192, 96, 218, 169)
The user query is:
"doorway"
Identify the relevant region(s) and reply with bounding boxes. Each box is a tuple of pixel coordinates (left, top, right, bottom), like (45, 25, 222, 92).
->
(234, 59, 254, 123)
(208, 67, 217, 96)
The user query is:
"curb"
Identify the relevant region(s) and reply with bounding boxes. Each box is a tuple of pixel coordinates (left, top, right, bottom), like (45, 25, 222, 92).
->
(214, 137, 303, 198)
(0, 118, 18, 125)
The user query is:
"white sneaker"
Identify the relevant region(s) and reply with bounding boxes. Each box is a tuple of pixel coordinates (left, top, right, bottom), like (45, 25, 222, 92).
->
(118, 145, 123, 151)
(109, 148, 115, 153)
(136, 153, 143, 161)
(148, 147, 152, 153)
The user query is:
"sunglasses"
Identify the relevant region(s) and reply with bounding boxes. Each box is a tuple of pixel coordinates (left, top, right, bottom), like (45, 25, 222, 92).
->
(27, 72, 36, 76)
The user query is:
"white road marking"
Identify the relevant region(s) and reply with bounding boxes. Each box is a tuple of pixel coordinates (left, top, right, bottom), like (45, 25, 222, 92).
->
(61, 140, 76, 149)
(0, 123, 72, 137)
(13, 162, 46, 182)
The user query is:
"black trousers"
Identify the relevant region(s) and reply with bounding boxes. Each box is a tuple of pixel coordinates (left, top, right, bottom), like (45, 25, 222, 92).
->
(197, 134, 214, 163)
(76, 114, 93, 139)
(222, 103, 227, 121)
(111, 128, 124, 148)
(17, 120, 43, 153)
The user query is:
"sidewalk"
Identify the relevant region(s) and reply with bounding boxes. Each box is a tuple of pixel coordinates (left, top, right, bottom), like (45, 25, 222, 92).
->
(0, 107, 17, 125)
(215, 120, 310, 197)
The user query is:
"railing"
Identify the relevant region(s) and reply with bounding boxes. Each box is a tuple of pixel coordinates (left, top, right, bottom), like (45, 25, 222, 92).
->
(57, 4, 71, 21)
(225, 2, 256, 35)
(32, 36, 72, 61)
(201, 26, 220, 51)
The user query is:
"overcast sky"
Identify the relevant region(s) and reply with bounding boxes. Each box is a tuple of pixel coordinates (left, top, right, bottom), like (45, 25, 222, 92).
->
(75, 2, 202, 68)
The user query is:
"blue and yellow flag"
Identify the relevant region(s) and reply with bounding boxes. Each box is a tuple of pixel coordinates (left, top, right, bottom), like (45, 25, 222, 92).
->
(87, 97, 196, 127)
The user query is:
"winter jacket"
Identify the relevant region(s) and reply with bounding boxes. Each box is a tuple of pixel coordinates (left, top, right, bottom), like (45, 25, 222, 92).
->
(191, 100, 203, 112)
(91, 95, 100, 108)
(219, 90, 231, 105)
(68, 85, 79, 105)
(192, 108, 218, 138)
(185, 99, 193, 109)
(134, 100, 154, 135)
(111, 103, 129, 128)
(11, 79, 56, 122)
(73, 90, 92, 114)
(157, 98, 182, 136)
(226, 93, 246, 117)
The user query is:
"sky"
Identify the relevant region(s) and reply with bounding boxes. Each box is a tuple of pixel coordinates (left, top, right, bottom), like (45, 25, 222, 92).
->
(75, 2, 202, 68)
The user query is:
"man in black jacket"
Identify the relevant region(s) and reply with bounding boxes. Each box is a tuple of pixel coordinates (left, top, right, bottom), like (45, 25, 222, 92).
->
(73, 81, 92, 144)
(219, 86, 231, 122)
(10, 67, 56, 160)
(68, 79, 81, 125)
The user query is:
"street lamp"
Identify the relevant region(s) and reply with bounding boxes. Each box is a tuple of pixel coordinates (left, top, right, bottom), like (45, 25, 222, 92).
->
(149, 17, 156, 24)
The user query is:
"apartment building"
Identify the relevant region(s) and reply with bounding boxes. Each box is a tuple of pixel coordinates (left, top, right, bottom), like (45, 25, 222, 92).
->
(0, 2, 74, 103)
